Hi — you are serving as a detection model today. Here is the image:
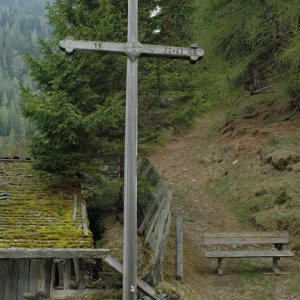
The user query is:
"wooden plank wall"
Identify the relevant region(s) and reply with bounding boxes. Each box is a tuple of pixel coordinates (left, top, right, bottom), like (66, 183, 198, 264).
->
(0, 258, 53, 300)
(138, 158, 172, 283)
(0, 250, 109, 299)
(0, 258, 78, 299)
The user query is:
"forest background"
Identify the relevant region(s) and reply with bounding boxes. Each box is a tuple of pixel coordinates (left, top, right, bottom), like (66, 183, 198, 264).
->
(1, 0, 299, 161)
(0, 0, 299, 241)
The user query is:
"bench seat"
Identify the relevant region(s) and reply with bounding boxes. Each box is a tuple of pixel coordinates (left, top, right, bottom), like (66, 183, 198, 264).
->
(205, 250, 294, 258)
(204, 232, 294, 275)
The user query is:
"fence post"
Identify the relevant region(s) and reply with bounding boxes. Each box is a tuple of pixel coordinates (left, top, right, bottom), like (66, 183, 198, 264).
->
(72, 194, 78, 222)
(81, 203, 88, 237)
(176, 216, 183, 281)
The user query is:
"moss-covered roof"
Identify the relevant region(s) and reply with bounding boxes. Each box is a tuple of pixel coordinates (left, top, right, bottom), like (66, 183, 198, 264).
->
(0, 160, 93, 248)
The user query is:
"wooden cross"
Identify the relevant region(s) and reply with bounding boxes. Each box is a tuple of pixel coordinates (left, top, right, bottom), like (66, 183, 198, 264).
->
(59, 1, 203, 299)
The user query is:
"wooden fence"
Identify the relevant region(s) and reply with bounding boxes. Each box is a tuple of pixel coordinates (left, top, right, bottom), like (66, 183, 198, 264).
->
(138, 158, 172, 284)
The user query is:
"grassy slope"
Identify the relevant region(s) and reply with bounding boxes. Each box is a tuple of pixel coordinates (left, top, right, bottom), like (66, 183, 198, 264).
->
(149, 90, 300, 299)
(202, 94, 300, 250)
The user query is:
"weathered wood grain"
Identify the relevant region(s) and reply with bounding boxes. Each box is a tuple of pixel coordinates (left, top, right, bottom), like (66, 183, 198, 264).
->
(44, 259, 53, 298)
(156, 212, 171, 281)
(59, 39, 204, 62)
(63, 259, 71, 289)
(104, 255, 163, 300)
(205, 232, 289, 237)
(145, 193, 170, 243)
(37, 260, 46, 293)
(73, 258, 81, 287)
(57, 262, 64, 288)
(49, 260, 55, 300)
(28, 259, 45, 293)
(0, 249, 109, 259)
(153, 199, 171, 260)
(6, 259, 19, 300)
(139, 201, 157, 233)
(78, 259, 86, 290)
(205, 231, 294, 275)
(17, 259, 30, 300)
(72, 194, 78, 222)
(81, 203, 89, 237)
(204, 232, 290, 245)
(176, 216, 183, 281)
(137, 158, 172, 283)
(204, 237, 289, 245)
(4, 260, 12, 300)
(205, 250, 294, 258)
(0, 260, 9, 300)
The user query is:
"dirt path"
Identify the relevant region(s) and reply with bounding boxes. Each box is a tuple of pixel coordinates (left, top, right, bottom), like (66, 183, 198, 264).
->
(149, 117, 241, 245)
(149, 116, 245, 299)
(148, 114, 300, 300)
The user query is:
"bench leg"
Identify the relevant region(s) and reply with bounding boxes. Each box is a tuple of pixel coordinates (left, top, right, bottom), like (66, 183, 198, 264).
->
(272, 257, 280, 274)
(217, 258, 223, 276)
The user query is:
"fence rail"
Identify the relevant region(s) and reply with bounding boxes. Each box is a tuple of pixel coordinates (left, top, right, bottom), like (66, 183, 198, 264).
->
(138, 158, 172, 283)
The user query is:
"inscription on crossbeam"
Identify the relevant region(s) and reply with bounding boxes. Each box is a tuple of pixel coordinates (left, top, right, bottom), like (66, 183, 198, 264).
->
(59, 38, 204, 63)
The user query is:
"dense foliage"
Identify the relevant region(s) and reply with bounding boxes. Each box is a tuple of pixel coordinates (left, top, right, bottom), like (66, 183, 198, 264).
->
(3, 0, 300, 161)
(22, 0, 196, 175)
(193, 0, 300, 109)
(0, 0, 48, 155)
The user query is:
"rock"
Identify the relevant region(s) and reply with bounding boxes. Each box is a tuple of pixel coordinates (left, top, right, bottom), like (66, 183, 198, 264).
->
(262, 150, 300, 171)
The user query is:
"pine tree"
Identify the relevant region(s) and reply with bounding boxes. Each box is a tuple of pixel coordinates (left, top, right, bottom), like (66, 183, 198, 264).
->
(22, 0, 195, 175)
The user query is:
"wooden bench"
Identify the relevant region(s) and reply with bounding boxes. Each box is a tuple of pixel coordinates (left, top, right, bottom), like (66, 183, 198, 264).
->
(204, 232, 294, 275)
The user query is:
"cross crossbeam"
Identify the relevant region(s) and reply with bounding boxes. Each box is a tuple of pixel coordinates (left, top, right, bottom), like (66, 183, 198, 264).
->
(59, 1, 203, 299)
(59, 38, 204, 63)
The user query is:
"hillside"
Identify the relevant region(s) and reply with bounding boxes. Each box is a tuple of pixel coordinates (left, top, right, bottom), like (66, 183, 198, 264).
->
(0, 0, 298, 298)
(0, 0, 49, 156)
(149, 93, 300, 300)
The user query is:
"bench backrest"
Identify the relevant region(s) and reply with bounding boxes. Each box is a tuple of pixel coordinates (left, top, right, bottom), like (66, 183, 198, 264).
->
(204, 232, 289, 245)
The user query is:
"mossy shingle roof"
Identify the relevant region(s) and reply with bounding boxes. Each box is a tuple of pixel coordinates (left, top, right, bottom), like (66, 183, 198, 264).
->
(0, 160, 93, 248)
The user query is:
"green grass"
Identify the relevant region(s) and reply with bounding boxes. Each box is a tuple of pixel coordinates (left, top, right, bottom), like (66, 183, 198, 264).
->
(267, 133, 300, 148)
(206, 173, 300, 244)
(287, 272, 300, 294)
(199, 111, 300, 250)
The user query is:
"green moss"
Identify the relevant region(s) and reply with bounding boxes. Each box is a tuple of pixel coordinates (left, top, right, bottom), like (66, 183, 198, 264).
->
(91, 289, 122, 300)
(0, 162, 93, 248)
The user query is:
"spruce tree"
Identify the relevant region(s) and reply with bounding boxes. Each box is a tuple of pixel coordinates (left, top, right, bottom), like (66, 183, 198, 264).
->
(22, 0, 196, 175)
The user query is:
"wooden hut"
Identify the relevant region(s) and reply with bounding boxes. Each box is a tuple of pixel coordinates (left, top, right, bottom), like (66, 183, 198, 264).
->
(0, 159, 109, 300)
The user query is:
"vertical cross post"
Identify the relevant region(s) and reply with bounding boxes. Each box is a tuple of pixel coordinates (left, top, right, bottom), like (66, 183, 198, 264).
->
(123, 0, 138, 299)
(58, 2, 204, 298)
